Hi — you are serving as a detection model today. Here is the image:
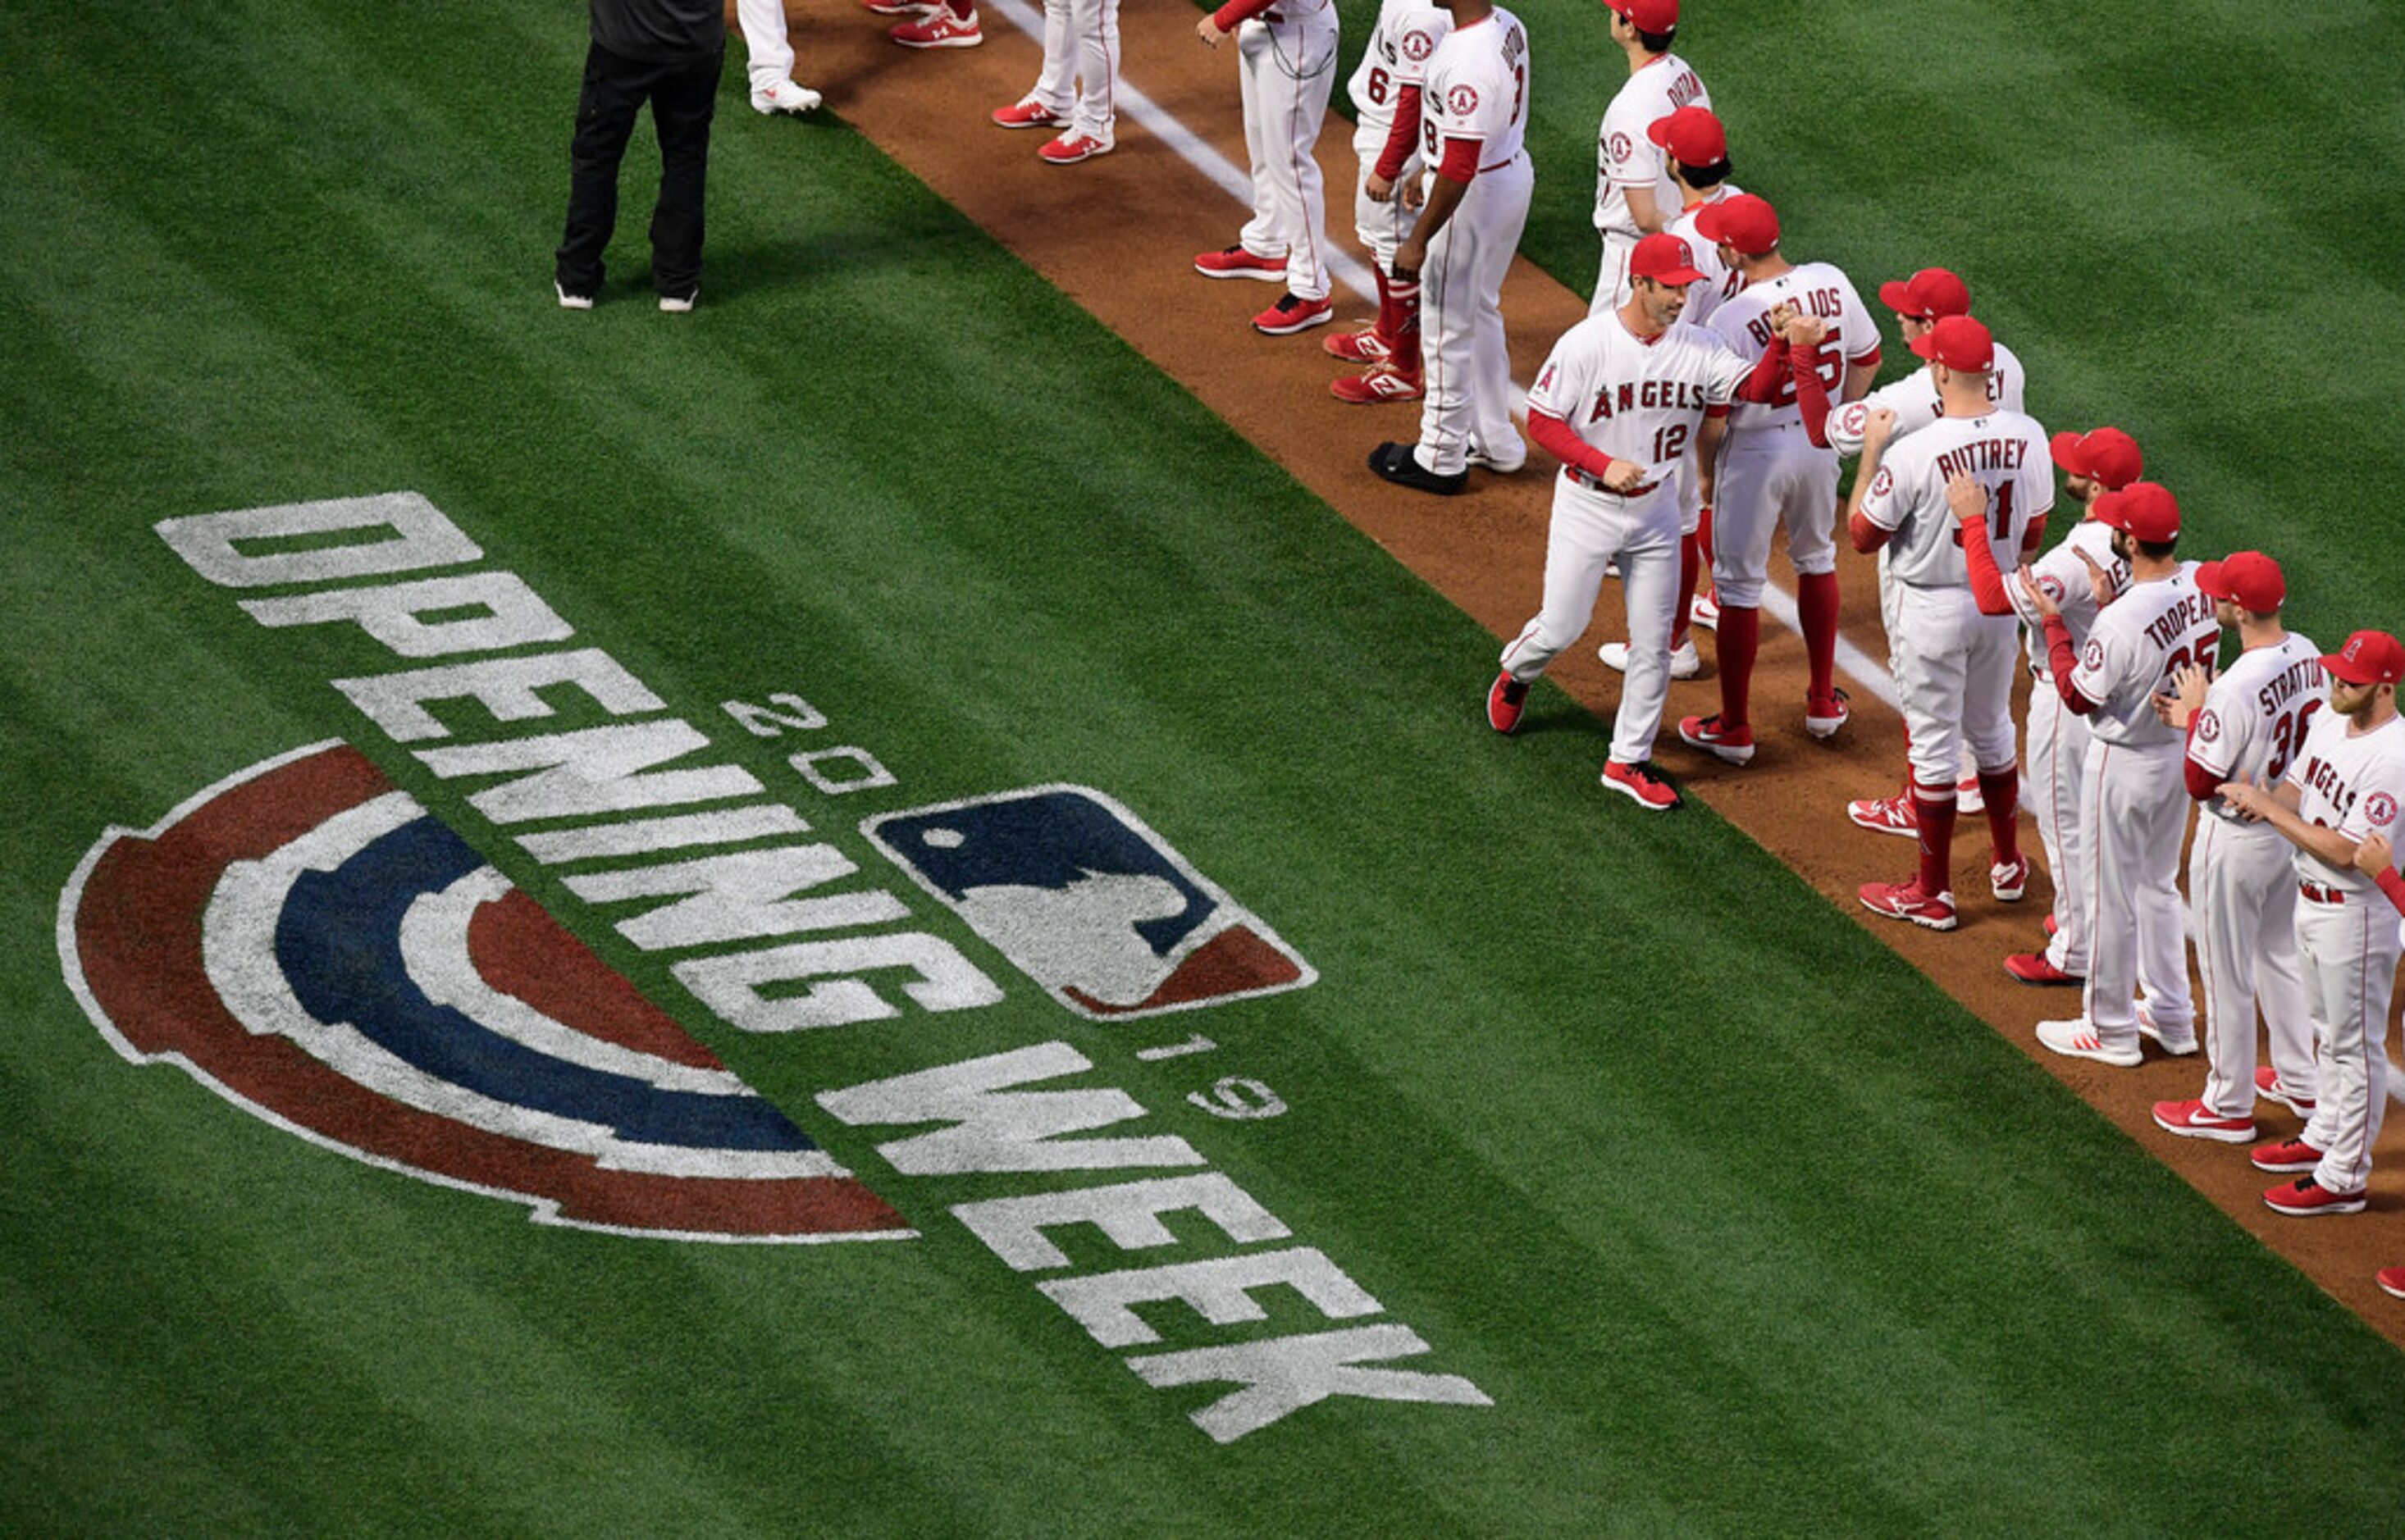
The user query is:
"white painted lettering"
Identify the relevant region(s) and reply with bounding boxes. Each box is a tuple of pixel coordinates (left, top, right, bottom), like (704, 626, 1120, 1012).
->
(417, 720, 762, 822)
(240, 571, 573, 658)
(1188, 1077, 1286, 1120)
(815, 1042, 1202, 1174)
(788, 746, 898, 795)
(1128, 1324, 1494, 1443)
(515, 804, 810, 864)
(337, 648, 662, 743)
(1041, 1246, 1379, 1349)
(678, 933, 1003, 1032)
(155, 492, 480, 589)
(723, 693, 828, 736)
(567, 845, 908, 950)
(952, 1173, 1289, 1272)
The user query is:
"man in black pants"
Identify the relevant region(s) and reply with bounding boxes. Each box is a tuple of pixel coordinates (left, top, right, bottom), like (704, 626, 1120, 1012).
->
(555, 0, 726, 312)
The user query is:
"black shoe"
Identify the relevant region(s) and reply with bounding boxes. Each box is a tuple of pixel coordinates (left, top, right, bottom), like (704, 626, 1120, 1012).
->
(1368, 441, 1467, 496)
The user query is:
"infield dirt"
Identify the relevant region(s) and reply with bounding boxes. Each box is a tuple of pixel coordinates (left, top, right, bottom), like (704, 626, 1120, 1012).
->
(768, 0, 2405, 1340)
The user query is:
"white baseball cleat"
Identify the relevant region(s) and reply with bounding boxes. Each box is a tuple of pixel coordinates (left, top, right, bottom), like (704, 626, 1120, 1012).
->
(2034, 1017, 2143, 1068)
(1600, 639, 1700, 679)
(554, 280, 594, 310)
(658, 289, 696, 313)
(1991, 855, 2031, 902)
(2135, 1003, 2199, 1056)
(751, 80, 823, 115)
(1689, 591, 1720, 630)
(1467, 438, 1527, 475)
(1955, 772, 1985, 814)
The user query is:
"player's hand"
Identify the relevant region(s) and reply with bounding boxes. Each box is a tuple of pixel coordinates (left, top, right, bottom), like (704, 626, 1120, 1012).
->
(1781, 313, 1829, 349)
(1402, 176, 1426, 212)
(1393, 237, 1426, 282)
(1196, 16, 1226, 46)
(2357, 832, 2396, 878)
(2017, 563, 2060, 621)
(2219, 776, 2272, 822)
(1765, 301, 1798, 334)
(2164, 663, 2208, 727)
(1601, 458, 1645, 492)
(1860, 407, 1896, 452)
(2072, 546, 2115, 608)
(1946, 472, 1987, 526)
(1367, 171, 1394, 203)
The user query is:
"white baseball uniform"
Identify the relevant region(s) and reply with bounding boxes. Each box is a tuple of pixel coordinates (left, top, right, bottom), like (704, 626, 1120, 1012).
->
(1855, 410, 2054, 793)
(1704, 269, 1879, 609)
(1659, 186, 1741, 534)
(736, 0, 801, 96)
(2184, 632, 2325, 1117)
(1590, 52, 1708, 314)
(1225, 0, 1339, 303)
(2285, 708, 2405, 1196)
(1504, 313, 1752, 764)
(2008, 517, 2126, 978)
(1349, 0, 1447, 270)
(2059, 566, 2220, 1045)
(1025, 0, 1122, 148)
(1410, 6, 1531, 476)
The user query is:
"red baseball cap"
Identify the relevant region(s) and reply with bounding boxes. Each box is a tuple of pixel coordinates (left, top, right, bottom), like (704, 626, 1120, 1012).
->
(1908, 314, 1994, 372)
(1647, 107, 1727, 166)
(2049, 426, 2143, 491)
(1630, 232, 1709, 286)
(1609, 0, 1679, 30)
(1878, 268, 1972, 321)
(2092, 481, 2181, 543)
(2324, 630, 2405, 686)
(1695, 193, 1779, 256)
(2196, 551, 2285, 612)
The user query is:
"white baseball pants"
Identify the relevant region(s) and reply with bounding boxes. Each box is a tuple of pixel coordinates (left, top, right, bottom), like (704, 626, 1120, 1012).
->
(1027, 0, 1121, 144)
(2188, 817, 2318, 1118)
(1413, 152, 1531, 476)
(2295, 890, 2402, 1195)
(1891, 589, 2019, 791)
(2079, 737, 2193, 1041)
(1237, 12, 1338, 302)
(1499, 480, 1682, 765)
(737, 0, 797, 93)
(1590, 230, 1636, 317)
(1350, 123, 1418, 273)
(1709, 426, 1838, 608)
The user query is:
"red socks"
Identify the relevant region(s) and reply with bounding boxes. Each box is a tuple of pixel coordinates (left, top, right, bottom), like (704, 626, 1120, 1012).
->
(1387, 276, 1422, 379)
(1673, 534, 1700, 651)
(1796, 570, 1841, 702)
(1717, 604, 1759, 730)
(1978, 767, 2021, 865)
(1914, 783, 1957, 895)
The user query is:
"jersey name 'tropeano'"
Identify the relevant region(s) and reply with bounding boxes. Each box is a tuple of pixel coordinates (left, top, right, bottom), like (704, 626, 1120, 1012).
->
(2072, 565, 2220, 749)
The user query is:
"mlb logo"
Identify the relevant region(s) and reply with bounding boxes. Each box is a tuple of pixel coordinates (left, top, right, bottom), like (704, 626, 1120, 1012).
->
(862, 786, 1315, 1021)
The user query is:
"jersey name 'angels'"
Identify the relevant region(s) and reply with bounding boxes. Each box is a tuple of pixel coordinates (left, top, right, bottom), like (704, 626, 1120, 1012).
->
(1526, 311, 1751, 494)
(2070, 564, 2220, 748)
(1594, 53, 1707, 239)
(1856, 410, 2055, 589)
(1421, 9, 1529, 170)
(2188, 633, 2325, 811)
(1707, 265, 1877, 435)
(2284, 711, 2405, 893)
(1827, 340, 2029, 458)
(1349, 0, 1450, 142)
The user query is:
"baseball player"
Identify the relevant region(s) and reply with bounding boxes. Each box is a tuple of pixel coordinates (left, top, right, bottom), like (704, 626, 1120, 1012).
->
(1197, 0, 1342, 335)
(1815, 269, 2029, 836)
(2221, 629, 2405, 1217)
(989, 0, 1119, 163)
(876, 0, 982, 49)
(2147, 552, 2323, 1143)
(1997, 427, 2140, 990)
(1675, 193, 1882, 763)
(2360, 829, 2405, 1299)
(1367, 0, 1532, 494)
(1599, 104, 1737, 682)
(2024, 482, 2220, 1067)
(1589, 0, 1707, 315)
(1845, 316, 2053, 930)
(1330, 0, 1451, 404)
(737, 0, 823, 115)
(1485, 233, 1765, 809)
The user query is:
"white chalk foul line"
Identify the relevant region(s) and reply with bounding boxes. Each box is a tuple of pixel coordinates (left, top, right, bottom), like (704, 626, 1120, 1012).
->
(981, 2, 2403, 1097)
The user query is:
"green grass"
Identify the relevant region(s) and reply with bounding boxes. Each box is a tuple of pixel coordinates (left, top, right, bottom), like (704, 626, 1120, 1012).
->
(5, 0, 2404, 1533)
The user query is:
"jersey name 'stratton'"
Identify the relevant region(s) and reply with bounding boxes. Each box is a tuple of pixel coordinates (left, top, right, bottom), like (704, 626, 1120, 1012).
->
(2189, 633, 2325, 809)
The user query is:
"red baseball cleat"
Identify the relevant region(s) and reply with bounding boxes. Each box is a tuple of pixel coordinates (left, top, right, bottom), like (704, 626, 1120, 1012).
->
(1325, 327, 1391, 364)
(1847, 794, 1916, 836)
(2255, 1065, 2316, 1117)
(1253, 294, 1332, 335)
(2379, 1266, 2405, 1300)
(2003, 952, 2080, 986)
(890, 7, 982, 45)
(2250, 1137, 2325, 1174)
(1194, 245, 1287, 281)
(1600, 759, 1680, 811)
(1677, 713, 1755, 765)
(1486, 672, 1528, 734)
(1038, 132, 1111, 165)
(2264, 1175, 2366, 1217)
(992, 96, 1069, 129)
(2152, 1099, 2257, 1144)
(1859, 879, 1957, 932)
(1805, 688, 1851, 740)
(1331, 362, 1422, 403)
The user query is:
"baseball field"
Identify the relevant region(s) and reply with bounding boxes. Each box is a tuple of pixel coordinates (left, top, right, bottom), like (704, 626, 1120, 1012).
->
(7, 0, 2405, 1532)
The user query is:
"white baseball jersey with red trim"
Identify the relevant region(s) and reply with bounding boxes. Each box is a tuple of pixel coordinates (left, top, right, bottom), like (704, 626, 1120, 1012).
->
(1349, 0, 1448, 137)
(1661, 186, 1743, 330)
(1420, 9, 1527, 168)
(2286, 711, 2405, 895)
(1826, 340, 2028, 458)
(2070, 567, 2220, 749)
(2190, 634, 2327, 806)
(2013, 517, 2125, 669)
(1593, 52, 1707, 239)
(1706, 264, 1879, 436)
(1526, 314, 1750, 489)
(1855, 410, 2055, 590)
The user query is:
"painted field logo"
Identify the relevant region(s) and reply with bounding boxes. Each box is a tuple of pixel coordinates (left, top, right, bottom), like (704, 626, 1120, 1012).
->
(862, 786, 1314, 1021)
(57, 741, 906, 1243)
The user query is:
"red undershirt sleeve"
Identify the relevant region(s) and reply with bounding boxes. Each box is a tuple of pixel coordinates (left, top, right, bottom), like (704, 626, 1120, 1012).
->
(1437, 134, 1482, 184)
(1374, 91, 1422, 181)
(1526, 408, 1616, 481)
(2379, 866, 2405, 916)
(2184, 746, 2223, 801)
(1212, 0, 1276, 28)
(1787, 344, 1832, 446)
(1847, 510, 1887, 555)
(1961, 517, 2014, 615)
(1735, 335, 1790, 404)
(2019, 513, 2048, 559)
(1848, 343, 1883, 370)
(2042, 615, 2097, 713)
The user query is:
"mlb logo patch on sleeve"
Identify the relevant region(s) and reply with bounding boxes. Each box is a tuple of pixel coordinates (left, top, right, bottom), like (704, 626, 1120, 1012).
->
(862, 786, 1315, 1021)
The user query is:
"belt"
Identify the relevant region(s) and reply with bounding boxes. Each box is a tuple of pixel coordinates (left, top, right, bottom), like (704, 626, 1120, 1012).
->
(2300, 881, 2348, 904)
(1568, 467, 1659, 498)
(1481, 150, 1525, 175)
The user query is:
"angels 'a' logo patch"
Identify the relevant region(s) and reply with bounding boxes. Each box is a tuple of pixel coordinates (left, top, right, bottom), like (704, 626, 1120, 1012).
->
(1401, 28, 1434, 61)
(1835, 402, 1869, 438)
(1448, 84, 1479, 116)
(1867, 467, 1893, 499)
(1608, 130, 1634, 164)
(2368, 791, 2399, 827)
(2194, 709, 2221, 744)
(2083, 640, 2106, 672)
(2038, 576, 2066, 604)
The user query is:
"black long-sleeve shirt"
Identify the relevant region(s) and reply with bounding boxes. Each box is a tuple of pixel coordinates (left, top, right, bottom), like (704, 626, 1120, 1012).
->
(588, 0, 723, 61)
